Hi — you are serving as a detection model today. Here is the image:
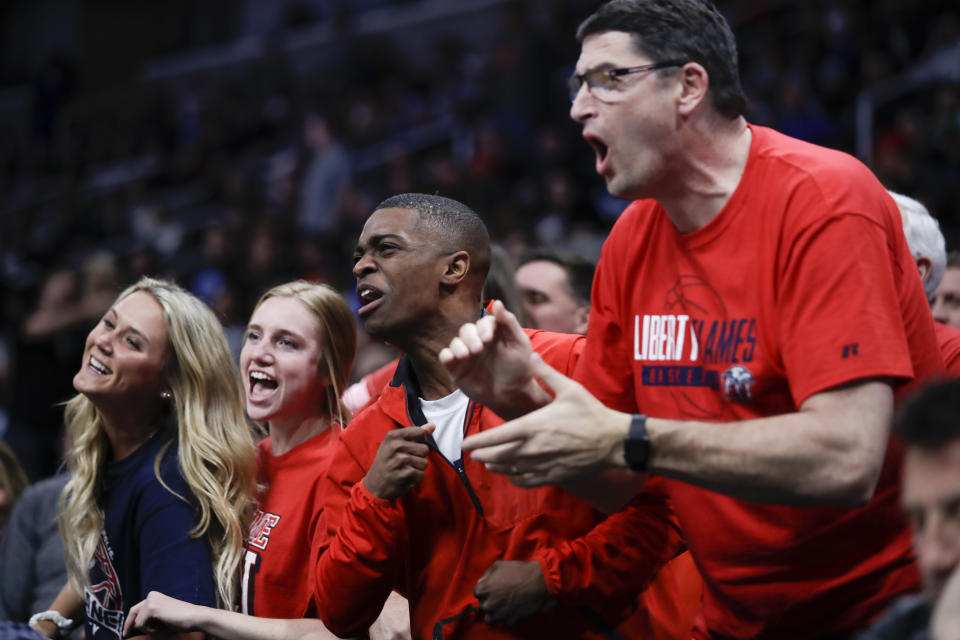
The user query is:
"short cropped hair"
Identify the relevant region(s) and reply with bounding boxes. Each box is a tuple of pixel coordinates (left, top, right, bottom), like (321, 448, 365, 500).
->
(577, 0, 746, 118)
(520, 249, 596, 308)
(890, 191, 946, 300)
(375, 193, 491, 282)
(895, 378, 960, 451)
(948, 250, 960, 270)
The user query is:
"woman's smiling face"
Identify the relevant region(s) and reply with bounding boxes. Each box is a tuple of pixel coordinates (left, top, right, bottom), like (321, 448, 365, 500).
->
(73, 291, 168, 408)
(240, 296, 328, 427)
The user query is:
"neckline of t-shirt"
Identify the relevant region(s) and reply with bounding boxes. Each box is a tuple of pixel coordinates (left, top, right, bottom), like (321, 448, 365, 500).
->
(670, 123, 760, 249)
(106, 428, 170, 477)
(261, 424, 339, 464)
(419, 388, 469, 414)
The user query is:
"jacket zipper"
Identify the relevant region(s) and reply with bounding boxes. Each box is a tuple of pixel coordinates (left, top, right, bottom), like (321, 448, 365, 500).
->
(404, 385, 485, 517)
(421, 399, 484, 517)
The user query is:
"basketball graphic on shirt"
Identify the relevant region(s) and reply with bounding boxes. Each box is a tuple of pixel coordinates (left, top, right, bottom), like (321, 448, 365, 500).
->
(661, 275, 733, 419)
(664, 274, 727, 318)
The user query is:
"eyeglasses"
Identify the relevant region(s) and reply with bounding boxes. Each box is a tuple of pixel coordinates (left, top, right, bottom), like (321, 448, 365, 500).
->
(568, 60, 687, 102)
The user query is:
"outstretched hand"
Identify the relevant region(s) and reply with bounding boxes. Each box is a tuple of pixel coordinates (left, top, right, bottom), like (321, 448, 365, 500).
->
(124, 591, 199, 638)
(439, 300, 551, 420)
(364, 424, 436, 500)
(461, 352, 629, 487)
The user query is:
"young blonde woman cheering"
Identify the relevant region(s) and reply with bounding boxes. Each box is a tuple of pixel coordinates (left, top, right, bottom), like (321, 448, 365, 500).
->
(125, 281, 409, 640)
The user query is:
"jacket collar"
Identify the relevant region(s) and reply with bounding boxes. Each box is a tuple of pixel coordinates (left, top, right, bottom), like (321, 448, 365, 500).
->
(386, 354, 429, 427)
(383, 307, 490, 428)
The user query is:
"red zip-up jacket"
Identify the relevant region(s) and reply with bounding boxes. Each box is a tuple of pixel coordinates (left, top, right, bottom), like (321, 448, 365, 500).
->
(313, 329, 700, 639)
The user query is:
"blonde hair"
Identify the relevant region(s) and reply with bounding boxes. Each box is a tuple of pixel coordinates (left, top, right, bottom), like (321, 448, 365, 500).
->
(0, 440, 29, 509)
(252, 281, 357, 428)
(59, 277, 258, 608)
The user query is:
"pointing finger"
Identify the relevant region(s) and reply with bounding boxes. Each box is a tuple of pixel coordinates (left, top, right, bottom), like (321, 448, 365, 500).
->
(490, 299, 525, 342)
(463, 426, 529, 459)
(529, 353, 576, 395)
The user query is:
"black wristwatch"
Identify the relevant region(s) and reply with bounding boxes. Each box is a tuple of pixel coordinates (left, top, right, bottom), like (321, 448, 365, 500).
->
(623, 414, 651, 471)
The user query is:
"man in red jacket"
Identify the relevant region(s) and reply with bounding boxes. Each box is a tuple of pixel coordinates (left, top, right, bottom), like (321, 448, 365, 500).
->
(312, 193, 700, 639)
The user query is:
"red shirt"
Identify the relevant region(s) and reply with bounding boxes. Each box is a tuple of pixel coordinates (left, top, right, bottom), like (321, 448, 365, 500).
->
(241, 430, 338, 618)
(934, 320, 960, 375)
(576, 125, 942, 638)
(314, 330, 701, 640)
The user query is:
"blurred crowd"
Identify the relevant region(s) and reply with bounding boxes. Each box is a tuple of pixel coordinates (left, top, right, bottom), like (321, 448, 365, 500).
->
(0, 0, 958, 481)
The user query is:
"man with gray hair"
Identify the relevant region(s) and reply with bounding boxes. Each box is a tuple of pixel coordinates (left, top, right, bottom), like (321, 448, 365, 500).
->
(932, 251, 960, 331)
(890, 191, 960, 374)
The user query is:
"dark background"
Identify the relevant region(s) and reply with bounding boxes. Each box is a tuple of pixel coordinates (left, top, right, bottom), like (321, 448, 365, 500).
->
(1, 0, 958, 479)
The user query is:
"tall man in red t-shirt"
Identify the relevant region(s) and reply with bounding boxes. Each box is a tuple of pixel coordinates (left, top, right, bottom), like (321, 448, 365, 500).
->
(440, 1, 944, 638)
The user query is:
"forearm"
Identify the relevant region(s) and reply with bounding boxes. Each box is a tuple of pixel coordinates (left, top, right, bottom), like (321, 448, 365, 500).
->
(191, 608, 341, 640)
(584, 382, 892, 506)
(316, 483, 403, 636)
(536, 490, 683, 604)
(645, 412, 883, 505)
(47, 583, 83, 619)
(32, 582, 84, 638)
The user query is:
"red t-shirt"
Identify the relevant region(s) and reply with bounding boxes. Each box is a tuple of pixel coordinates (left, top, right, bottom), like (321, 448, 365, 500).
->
(576, 125, 942, 639)
(934, 320, 960, 375)
(241, 429, 339, 618)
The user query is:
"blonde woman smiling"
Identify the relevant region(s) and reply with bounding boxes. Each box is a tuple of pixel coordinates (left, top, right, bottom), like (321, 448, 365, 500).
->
(30, 278, 257, 640)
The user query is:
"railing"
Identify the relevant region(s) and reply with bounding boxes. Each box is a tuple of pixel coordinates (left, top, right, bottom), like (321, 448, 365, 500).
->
(141, 0, 509, 81)
(855, 40, 960, 162)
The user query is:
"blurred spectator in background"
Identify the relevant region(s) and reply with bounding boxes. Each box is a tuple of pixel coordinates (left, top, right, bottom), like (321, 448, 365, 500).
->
(932, 251, 960, 331)
(0, 473, 78, 638)
(297, 112, 351, 237)
(7, 253, 117, 481)
(859, 378, 960, 639)
(483, 244, 525, 325)
(890, 191, 960, 374)
(0, 339, 9, 440)
(515, 249, 594, 335)
(0, 440, 28, 536)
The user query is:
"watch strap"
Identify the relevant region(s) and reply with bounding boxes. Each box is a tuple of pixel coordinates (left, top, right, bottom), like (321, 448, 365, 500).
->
(624, 413, 650, 471)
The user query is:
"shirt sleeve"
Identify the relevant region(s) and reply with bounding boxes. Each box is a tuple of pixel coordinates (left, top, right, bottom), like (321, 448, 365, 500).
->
(313, 431, 406, 638)
(572, 231, 640, 413)
(532, 479, 684, 604)
(528, 331, 586, 376)
(777, 212, 915, 406)
(135, 466, 216, 606)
